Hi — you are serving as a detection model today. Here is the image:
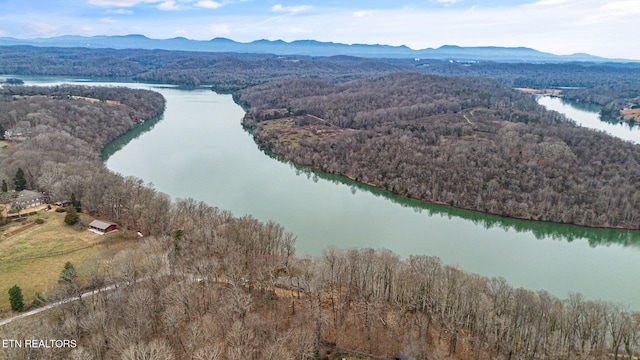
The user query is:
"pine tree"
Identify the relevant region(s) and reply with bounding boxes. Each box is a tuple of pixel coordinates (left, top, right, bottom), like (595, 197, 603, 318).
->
(64, 204, 80, 225)
(70, 192, 81, 212)
(1, 179, 7, 192)
(8, 285, 24, 312)
(13, 167, 26, 191)
(59, 262, 78, 283)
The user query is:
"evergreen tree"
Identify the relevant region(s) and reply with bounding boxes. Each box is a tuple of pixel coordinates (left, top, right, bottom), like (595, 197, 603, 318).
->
(8, 285, 24, 312)
(64, 204, 80, 225)
(13, 167, 26, 191)
(59, 262, 78, 283)
(70, 192, 81, 212)
(0, 123, 4, 140)
(1, 179, 7, 192)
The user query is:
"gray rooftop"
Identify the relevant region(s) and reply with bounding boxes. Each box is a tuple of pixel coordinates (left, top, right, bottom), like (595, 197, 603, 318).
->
(89, 219, 117, 230)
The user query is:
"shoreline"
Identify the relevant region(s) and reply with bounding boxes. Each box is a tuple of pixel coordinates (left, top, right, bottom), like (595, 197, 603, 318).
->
(239, 107, 640, 232)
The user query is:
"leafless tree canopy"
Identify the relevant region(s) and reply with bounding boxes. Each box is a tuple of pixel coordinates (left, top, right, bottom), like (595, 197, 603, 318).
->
(238, 72, 640, 229)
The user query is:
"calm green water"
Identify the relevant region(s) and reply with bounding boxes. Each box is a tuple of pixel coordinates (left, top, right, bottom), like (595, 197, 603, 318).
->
(538, 96, 640, 144)
(17, 77, 640, 309)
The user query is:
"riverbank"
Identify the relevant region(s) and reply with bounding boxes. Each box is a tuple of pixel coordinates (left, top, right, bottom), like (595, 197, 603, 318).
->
(249, 120, 640, 232)
(236, 73, 640, 230)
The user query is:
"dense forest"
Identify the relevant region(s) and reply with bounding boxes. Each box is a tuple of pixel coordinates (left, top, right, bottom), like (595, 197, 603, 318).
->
(0, 85, 165, 151)
(238, 72, 640, 229)
(2, 45, 640, 109)
(1, 87, 640, 358)
(0, 85, 165, 214)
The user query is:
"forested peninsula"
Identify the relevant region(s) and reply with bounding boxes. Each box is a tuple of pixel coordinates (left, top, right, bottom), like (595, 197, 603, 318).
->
(238, 72, 640, 229)
(0, 85, 165, 220)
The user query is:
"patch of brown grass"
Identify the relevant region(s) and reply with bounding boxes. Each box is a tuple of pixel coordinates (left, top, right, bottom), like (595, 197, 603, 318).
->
(515, 88, 563, 96)
(257, 117, 356, 150)
(621, 108, 640, 122)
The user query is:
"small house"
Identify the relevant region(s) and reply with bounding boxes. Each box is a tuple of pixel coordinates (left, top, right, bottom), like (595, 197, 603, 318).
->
(54, 200, 71, 207)
(88, 220, 117, 235)
(13, 190, 50, 210)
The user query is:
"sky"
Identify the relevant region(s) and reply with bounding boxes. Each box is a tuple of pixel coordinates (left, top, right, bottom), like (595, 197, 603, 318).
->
(0, 0, 638, 60)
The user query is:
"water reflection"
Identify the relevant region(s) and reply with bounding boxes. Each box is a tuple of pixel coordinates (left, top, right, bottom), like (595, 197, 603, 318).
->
(101, 113, 164, 161)
(255, 140, 640, 249)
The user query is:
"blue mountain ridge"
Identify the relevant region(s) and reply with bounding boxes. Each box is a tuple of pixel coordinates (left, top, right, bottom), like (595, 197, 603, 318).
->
(0, 34, 630, 63)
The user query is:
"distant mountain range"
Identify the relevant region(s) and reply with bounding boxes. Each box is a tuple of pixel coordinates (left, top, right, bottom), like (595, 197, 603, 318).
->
(0, 34, 632, 63)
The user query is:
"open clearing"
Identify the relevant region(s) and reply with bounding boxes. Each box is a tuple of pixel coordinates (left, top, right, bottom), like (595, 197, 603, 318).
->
(621, 108, 640, 122)
(0, 211, 121, 312)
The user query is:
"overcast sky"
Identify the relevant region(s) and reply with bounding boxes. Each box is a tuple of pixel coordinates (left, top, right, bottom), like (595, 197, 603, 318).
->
(1, 0, 638, 60)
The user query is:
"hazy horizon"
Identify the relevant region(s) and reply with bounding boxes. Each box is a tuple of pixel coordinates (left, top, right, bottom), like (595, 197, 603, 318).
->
(0, 0, 638, 60)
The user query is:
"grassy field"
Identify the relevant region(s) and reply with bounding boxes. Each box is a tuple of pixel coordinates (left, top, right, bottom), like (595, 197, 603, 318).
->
(257, 117, 356, 150)
(621, 108, 640, 122)
(0, 211, 119, 312)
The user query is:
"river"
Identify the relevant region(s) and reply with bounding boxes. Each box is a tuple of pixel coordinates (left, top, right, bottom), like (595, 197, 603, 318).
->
(16, 77, 640, 309)
(538, 96, 640, 144)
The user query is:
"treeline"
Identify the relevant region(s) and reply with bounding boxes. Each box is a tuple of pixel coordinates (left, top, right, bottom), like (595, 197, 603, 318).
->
(4, 45, 640, 111)
(0, 46, 410, 91)
(1, 85, 640, 359)
(409, 60, 640, 117)
(239, 72, 640, 229)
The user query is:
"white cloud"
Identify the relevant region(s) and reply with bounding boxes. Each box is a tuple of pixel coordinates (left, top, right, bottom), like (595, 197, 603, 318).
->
(100, 17, 118, 23)
(109, 8, 134, 14)
(353, 10, 374, 18)
(271, 4, 313, 13)
(600, 0, 640, 17)
(195, 0, 223, 9)
(572, 1, 640, 25)
(530, 0, 574, 6)
(432, 0, 460, 4)
(157, 0, 188, 10)
(87, 0, 156, 7)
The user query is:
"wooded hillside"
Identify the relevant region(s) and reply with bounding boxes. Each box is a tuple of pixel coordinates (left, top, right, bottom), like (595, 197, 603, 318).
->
(239, 72, 640, 229)
(0, 85, 165, 151)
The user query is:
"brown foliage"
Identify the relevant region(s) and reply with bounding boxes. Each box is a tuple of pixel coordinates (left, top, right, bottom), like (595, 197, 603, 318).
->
(240, 72, 640, 229)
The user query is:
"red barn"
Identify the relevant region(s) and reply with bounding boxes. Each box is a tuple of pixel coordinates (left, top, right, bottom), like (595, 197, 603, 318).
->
(88, 220, 117, 235)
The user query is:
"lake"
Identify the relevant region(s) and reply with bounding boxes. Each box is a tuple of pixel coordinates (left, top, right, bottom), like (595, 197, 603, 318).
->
(18, 77, 640, 309)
